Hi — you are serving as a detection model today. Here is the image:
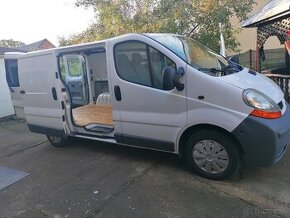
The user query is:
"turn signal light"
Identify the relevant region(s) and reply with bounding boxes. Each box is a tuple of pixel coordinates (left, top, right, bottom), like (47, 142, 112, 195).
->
(250, 109, 282, 119)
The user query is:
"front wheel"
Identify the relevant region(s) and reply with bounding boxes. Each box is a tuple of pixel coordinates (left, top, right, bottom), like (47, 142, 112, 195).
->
(47, 135, 68, 147)
(185, 130, 241, 180)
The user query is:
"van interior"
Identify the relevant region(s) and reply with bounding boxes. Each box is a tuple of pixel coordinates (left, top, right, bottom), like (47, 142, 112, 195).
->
(59, 47, 113, 134)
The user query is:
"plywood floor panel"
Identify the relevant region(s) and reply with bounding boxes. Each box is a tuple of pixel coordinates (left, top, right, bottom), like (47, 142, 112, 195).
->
(72, 104, 113, 126)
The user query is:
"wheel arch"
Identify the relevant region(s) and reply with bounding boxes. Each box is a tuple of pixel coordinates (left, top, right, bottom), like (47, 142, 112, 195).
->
(178, 124, 245, 158)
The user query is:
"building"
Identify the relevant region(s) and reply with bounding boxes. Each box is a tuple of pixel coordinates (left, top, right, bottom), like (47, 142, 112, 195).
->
(231, 0, 284, 54)
(16, 39, 55, 52)
(242, 0, 290, 72)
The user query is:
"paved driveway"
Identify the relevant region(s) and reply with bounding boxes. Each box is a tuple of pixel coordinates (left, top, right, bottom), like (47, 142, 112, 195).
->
(0, 119, 289, 217)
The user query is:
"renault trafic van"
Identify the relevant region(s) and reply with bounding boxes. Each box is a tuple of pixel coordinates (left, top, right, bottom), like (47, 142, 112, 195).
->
(5, 33, 290, 180)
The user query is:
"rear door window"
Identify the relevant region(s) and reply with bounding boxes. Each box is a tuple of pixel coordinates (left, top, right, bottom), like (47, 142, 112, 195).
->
(67, 57, 83, 77)
(4, 59, 19, 87)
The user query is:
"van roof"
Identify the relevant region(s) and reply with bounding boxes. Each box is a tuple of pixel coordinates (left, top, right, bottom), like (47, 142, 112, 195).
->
(0, 47, 24, 55)
(3, 52, 26, 59)
(14, 34, 120, 59)
(15, 39, 108, 59)
(12, 33, 181, 59)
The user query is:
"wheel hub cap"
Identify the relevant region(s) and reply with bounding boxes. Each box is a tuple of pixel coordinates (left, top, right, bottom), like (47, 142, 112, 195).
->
(206, 154, 213, 162)
(192, 140, 229, 174)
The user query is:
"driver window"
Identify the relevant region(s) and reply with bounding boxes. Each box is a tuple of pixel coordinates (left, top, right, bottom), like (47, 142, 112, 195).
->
(114, 41, 176, 90)
(115, 41, 151, 87)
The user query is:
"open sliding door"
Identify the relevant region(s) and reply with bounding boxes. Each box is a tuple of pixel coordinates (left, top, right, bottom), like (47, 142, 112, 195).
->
(18, 52, 66, 136)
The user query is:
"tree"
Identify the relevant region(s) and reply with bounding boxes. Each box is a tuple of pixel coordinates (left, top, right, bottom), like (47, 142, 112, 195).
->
(60, 0, 255, 52)
(0, 39, 25, 48)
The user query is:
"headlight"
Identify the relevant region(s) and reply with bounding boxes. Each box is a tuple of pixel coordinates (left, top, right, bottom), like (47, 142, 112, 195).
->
(243, 89, 282, 119)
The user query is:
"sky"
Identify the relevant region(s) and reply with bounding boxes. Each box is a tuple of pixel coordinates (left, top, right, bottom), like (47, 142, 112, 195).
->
(0, 0, 95, 46)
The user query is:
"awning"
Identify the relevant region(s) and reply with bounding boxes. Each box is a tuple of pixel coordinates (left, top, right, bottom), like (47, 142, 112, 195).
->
(243, 0, 290, 28)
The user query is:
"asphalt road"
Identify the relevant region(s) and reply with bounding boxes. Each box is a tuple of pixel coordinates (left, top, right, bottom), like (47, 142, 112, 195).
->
(0, 119, 289, 218)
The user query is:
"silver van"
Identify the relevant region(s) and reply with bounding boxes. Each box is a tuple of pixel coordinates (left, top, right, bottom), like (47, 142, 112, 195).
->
(5, 33, 290, 180)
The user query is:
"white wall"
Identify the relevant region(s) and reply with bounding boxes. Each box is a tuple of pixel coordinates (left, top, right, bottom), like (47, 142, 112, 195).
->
(0, 57, 14, 118)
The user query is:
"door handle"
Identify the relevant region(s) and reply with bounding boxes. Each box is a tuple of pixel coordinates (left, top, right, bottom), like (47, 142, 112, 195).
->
(51, 87, 58, 100)
(114, 85, 122, 101)
(20, 90, 25, 94)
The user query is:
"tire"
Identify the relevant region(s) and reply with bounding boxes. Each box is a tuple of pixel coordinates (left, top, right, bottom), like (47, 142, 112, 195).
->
(47, 135, 68, 147)
(185, 129, 241, 180)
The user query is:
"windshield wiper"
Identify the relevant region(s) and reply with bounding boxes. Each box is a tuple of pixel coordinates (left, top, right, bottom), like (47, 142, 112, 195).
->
(198, 67, 226, 76)
(223, 65, 240, 73)
(199, 66, 239, 76)
(198, 67, 224, 72)
(227, 60, 243, 72)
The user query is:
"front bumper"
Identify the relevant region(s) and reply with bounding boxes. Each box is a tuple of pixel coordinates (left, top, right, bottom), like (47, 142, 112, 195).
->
(232, 104, 290, 167)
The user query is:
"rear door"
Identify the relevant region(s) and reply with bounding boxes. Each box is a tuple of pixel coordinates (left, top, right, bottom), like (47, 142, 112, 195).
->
(63, 55, 89, 107)
(18, 52, 66, 136)
(4, 53, 25, 118)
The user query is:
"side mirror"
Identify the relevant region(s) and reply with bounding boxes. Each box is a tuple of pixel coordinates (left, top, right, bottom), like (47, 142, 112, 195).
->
(162, 66, 185, 91)
(229, 55, 240, 64)
(174, 67, 185, 91)
(162, 66, 176, 90)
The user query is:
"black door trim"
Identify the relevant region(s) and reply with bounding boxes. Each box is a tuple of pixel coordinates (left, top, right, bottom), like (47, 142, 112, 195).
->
(115, 133, 174, 152)
(27, 124, 65, 137)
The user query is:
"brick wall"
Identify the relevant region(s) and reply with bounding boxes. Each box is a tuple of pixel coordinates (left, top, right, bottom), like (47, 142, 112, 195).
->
(39, 40, 56, 50)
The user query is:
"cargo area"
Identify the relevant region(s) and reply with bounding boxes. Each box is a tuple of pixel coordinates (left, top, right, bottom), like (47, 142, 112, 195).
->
(72, 104, 113, 126)
(59, 44, 113, 132)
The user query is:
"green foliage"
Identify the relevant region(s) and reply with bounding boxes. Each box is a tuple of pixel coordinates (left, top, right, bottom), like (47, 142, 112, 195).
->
(60, 0, 255, 53)
(0, 39, 25, 48)
(58, 24, 99, 46)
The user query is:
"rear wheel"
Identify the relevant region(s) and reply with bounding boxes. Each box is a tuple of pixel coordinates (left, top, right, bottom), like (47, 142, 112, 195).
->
(185, 130, 241, 180)
(47, 135, 68, 147)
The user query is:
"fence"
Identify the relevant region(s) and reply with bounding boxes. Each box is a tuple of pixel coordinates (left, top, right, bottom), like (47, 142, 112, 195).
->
(265, 74, 290, 102)
(238, 48, 286, 71)
(238, 48, 290, 102)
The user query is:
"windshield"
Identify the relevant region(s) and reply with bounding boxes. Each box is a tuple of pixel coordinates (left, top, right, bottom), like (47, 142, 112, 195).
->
(148, 34, 242, 76)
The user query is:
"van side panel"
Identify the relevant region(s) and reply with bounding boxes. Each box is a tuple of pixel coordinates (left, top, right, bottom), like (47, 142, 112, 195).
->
(185, 67, 252, 133)
(18, 53, 65, 135)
